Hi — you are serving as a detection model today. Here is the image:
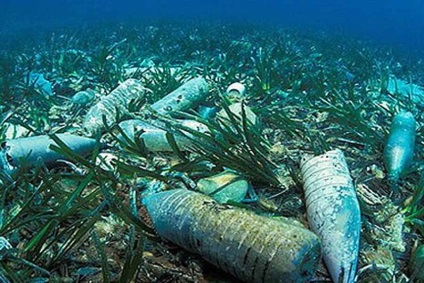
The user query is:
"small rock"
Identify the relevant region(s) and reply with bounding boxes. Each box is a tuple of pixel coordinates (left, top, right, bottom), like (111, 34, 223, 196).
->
(72, 90, 95, 106)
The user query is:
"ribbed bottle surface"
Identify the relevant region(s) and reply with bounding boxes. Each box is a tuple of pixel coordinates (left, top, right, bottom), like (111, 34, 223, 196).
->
(300, 149, 360, 283)
(143, 189, 321, 283)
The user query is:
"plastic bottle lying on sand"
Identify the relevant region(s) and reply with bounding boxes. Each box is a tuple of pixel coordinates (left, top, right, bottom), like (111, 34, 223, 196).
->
(0, 134, 98, 174)
(300, 149, 361, 283)
(142, 189, 321, 283)
(83, 79, 147, 136)
(118, 119, 209, 152)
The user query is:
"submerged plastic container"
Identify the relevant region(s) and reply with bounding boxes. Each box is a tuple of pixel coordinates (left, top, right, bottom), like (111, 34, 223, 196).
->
(25, 72, 54, 97)
(142, 189, 321, 283)
(384, 111, 416, 185)
(217, 102, 259, 128)
(151, 77, 209, 114)
(83, 79, 147, 136)
(226, 82, 246, 102)
(300, 149, 361, 283)
(118, 119, 209, 152)
(0, 134, 98, 174)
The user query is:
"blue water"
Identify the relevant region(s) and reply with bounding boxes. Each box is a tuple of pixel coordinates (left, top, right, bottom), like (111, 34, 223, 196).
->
(2, 0, 424, 50)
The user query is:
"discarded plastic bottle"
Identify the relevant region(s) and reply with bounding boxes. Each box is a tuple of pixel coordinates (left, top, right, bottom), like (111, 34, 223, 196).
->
(384, 111, 416, 185)
(25, 72, 54, 97)
(0, 134, 98, 174)
(83, 79, 147, 136)
(151, 77, 209, 114)
(217, 102, 259, 128)
(142, 189, 321, 283)
(300, 149, 361, 283)
(226, 82, 246, 102)
(118, 119, 208, 152)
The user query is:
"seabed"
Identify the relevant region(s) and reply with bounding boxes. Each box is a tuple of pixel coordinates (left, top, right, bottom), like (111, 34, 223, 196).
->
(0, 21, 423, 282)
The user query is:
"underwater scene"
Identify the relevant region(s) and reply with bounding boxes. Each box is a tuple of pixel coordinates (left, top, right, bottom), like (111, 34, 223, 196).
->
(0, 1, 424, 282)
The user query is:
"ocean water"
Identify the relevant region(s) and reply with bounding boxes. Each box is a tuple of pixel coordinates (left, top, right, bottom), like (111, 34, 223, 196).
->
(1, 1, 424, 283)
(2, 0, 424, 48)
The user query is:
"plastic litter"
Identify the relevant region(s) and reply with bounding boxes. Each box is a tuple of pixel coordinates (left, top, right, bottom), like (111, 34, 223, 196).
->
(0, 134, 98, 174)
(383, 111, 416, 186)
(83, 79, 147, 136)
(151, 77, 209, 114)
(118, 119, 208, 152)
(142, 189, 321, 283)
(301, 149, 361, 283)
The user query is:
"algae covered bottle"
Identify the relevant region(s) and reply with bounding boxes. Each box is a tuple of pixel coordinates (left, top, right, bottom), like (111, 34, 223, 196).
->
(83, 79, 147, 136)
(142, 189, 321, 283)
(384, 111, 416, 185)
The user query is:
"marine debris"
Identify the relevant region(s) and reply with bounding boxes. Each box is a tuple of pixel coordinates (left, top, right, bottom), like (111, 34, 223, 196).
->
(24, 72, 54, 97)
(142, 189, 321, 283)
(83, 79, 147, 136)
(383, 111, 416, 188)
(117, 118, 209, 152)
(217, 102, 259, 128)
(301, 149, 361, 283)
(150, 77, 209, 114)
(385, 76, 424, 106)
(226, 82, 247, 102)
(0, 134, 98, 174)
